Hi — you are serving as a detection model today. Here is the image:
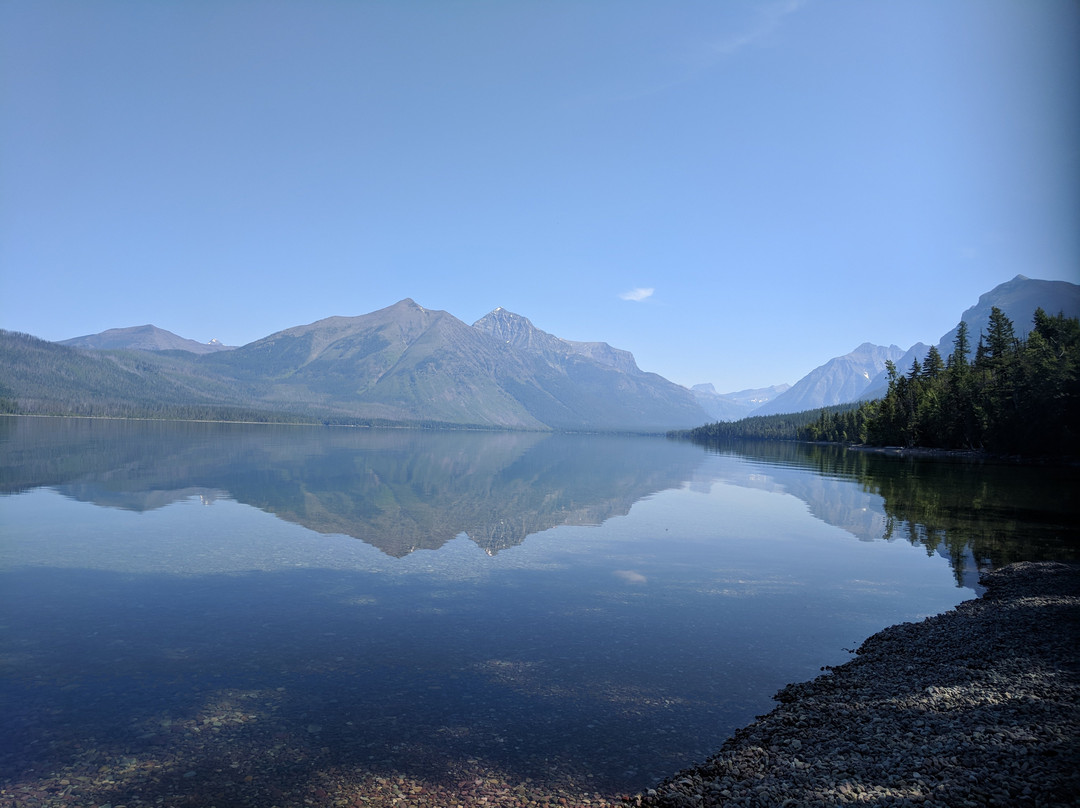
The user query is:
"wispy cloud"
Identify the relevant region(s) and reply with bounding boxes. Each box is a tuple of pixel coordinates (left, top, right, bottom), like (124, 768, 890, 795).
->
(619, 287, 654, 302)
(603, 0, 807, 103)
(706, 0, 807, 58)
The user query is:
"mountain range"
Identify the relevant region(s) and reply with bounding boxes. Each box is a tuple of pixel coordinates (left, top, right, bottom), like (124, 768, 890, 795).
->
(2, 275, 1077, 430)
(690, 383, 791, 421)
(1, 300, 709, 432)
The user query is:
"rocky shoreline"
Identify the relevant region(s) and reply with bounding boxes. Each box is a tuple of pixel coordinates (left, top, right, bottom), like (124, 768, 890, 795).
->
(639, 561, 1080, 808)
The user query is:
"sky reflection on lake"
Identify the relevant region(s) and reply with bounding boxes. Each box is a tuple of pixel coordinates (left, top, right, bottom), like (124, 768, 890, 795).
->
(1, 417, 1075, 804)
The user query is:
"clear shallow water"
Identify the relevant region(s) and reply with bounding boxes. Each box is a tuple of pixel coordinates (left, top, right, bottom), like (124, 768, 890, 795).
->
(1, 417, 1077, 803)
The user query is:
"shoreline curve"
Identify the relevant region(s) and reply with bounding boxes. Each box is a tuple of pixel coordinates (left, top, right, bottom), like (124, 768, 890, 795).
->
(639, 561, 1080, 808)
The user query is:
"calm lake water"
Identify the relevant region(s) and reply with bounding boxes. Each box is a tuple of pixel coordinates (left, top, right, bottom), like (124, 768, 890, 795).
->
(1, 416, 1077, 804)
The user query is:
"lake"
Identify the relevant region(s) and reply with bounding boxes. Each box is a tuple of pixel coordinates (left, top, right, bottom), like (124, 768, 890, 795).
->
(1, 416, 1077, 806)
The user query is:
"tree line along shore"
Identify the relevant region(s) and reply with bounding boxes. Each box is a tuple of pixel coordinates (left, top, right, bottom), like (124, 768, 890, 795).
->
(679, 307, 1080, 459)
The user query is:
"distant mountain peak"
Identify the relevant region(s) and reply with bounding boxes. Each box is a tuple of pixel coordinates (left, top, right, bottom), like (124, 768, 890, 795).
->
(60, 324, 234, 354)
(750, 343, 906, 416)
(850, 341, 902, 355)
(473, 308, 557, 351)
(477, 306, 524, 321)
(691, 383, 791, 421)
(473, 309, 644, 375)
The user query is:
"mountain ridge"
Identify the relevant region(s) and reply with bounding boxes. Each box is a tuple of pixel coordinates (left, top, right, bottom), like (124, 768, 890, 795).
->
(11, 299, 708, 432)
(472, 307, 644, 375)
(749, 342, 907, 417)
(60, 324, 235, 354)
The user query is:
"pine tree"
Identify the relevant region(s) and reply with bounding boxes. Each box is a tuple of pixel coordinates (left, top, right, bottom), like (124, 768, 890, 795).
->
(976, 308, 1020, 450)
(923, 345, 944, 380)
(949, 321, 970, 369)
(984, 306, 1018, 364)
(944, 320, 980, 447)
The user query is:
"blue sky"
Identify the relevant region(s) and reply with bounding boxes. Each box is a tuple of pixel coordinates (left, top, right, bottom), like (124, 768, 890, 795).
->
(2, 1, 1077, 392)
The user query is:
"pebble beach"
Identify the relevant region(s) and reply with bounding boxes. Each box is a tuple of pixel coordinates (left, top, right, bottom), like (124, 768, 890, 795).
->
(640, 561, 1080, 808)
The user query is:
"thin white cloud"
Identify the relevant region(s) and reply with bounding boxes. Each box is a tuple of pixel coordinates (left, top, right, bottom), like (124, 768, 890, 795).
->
(707, 0, 806, 57)
(619, 287, 654, 302)
(605, 0, 807, 102)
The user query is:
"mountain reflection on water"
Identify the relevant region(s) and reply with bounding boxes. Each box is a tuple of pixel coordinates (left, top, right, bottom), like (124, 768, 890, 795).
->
(2, 417, 1078, 575)
(0, 417, 703, 557)
(693, 438, 1080, 584)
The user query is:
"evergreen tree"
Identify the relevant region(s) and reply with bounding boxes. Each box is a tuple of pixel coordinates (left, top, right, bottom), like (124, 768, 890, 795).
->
(984, 306, 1018, 364)
(949, 321, 970, 369)
(923, 345, 945, 380)
(944, 320, 981, 447)
(974, 338, 988, 367)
